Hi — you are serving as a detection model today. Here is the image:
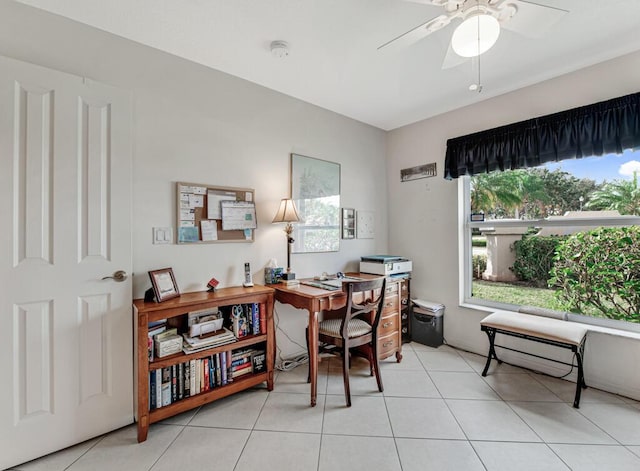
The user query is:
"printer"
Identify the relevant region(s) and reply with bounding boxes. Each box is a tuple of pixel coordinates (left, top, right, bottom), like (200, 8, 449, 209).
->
(359, 255, 412, 276)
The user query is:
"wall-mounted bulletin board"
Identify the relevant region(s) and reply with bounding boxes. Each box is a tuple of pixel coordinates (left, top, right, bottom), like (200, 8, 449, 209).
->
(176, 182, 256, 244)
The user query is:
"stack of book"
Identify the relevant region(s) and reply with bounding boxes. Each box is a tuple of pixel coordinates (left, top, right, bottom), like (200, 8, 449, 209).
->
(182, 328, 236, 354)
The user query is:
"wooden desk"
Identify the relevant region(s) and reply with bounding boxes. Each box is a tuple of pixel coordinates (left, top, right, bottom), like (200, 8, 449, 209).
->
(273, 282, 347, 406)
(273, 275, 385, 407)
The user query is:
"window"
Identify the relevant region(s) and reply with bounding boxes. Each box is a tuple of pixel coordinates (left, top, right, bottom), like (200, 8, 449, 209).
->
(461, 153, 640, 330)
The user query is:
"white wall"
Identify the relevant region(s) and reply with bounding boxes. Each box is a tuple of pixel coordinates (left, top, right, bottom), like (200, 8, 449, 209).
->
(0, 1, 388, 359)
(387, 50, 640, 400)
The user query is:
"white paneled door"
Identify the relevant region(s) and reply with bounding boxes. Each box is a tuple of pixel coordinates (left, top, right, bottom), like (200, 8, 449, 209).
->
(0, 55, 133, 469)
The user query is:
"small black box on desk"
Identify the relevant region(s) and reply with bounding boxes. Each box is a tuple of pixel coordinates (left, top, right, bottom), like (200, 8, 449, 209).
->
(411, 301, 444, 348)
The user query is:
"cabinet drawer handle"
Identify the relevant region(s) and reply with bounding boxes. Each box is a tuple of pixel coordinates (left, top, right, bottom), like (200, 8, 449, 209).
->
(382, 321, 392, 328)
(383, 341, 394, 347)
(385, 302, 394, 308)
(402, 327, 408, 333)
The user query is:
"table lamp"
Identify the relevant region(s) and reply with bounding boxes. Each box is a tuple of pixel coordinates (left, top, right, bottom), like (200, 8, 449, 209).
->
(272, 198, 300, 281)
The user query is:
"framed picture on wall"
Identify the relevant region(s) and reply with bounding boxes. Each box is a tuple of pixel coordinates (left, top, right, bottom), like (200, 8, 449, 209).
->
(341, 208, 356, 239)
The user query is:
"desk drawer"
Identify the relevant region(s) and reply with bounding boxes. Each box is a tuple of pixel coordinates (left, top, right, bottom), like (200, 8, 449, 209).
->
(382, 295, 399, 314)
(378, 334, 399, 358)
(385, 282, 399, 296)
(379, 315, 399, 337)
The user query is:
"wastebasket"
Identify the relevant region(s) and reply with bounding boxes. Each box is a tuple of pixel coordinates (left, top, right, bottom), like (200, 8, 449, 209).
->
(411, 301, 444, 348)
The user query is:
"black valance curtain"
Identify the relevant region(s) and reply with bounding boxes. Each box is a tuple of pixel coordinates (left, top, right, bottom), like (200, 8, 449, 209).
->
(444, 91, 640, 179)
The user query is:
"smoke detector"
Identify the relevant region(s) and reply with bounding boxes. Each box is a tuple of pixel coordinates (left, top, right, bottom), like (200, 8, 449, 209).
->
(270, 40, 289, 58)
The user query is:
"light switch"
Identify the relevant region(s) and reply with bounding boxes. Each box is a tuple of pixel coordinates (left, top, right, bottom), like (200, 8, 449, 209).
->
(153, 227, 173, 244)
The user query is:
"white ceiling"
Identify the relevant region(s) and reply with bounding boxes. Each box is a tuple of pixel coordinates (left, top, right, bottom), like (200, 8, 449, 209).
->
(14, 0, 640, 130)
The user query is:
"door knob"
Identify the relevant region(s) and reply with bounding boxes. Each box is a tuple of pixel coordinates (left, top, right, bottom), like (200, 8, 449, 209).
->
(102, 270, 128, 282)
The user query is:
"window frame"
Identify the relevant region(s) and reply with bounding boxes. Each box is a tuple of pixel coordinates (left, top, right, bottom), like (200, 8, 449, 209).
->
(458, 176, 640, 333)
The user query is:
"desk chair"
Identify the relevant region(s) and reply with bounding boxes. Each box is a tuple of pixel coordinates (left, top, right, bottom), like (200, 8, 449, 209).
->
(307, 278, 386, 406)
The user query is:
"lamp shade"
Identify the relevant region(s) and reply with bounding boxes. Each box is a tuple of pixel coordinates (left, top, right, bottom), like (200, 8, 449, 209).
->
(272, 198, 301, 223)
(451, 12, 500, 58)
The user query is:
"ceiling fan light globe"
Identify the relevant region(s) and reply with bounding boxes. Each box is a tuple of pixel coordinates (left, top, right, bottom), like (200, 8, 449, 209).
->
(451, 14, 500, 58)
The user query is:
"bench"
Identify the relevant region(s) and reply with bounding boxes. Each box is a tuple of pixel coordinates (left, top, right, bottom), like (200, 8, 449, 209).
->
(480, 309, 588, 408)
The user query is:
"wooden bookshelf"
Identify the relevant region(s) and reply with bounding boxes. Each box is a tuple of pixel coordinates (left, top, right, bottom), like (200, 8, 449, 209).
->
(133, 286, 275, 442)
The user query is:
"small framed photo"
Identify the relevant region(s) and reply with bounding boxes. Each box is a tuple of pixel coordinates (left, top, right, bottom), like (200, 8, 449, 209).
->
(148, 268, 180, 302)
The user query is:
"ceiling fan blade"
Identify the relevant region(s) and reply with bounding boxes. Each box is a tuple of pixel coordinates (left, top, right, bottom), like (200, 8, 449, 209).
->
(441, 41, 469, 69)
(378, 14, 451, 51)
(500, 0, 568, 38)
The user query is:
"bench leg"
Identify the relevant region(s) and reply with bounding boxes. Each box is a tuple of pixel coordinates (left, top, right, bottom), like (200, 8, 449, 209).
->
(482, 327, 501, 377)
(573, 341, 588, 408)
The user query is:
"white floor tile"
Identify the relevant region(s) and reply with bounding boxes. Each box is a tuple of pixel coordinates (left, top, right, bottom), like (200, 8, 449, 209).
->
(385, 397, 465, 439)
(235, 431, 321, 471)
(322, 395, 392, 436)
(409, 342, 455, 353)
(628, 446, 640, 458)
(65, 424, 182, 471)
(325, 367, 384, 397)
(472, 441, 570, 471)
(379, 348, 425, 371)
(158, 407, 200, 426)
(415, 350, 475, 372)
(319, 434, 401, 471)
(189, 389, 268, 429)
(430, 371, 501, 400)
(482, 373, 562, 402)
(396, 438, 485, 471)
(550, 444, 640, 471)
(508, 402, 616, 444)
(459, 350, 526, 375)
(150, 427, 249, 471)
(380, 369, 441, 398)
(14, 437, 102, 471)
(535, 375, 627, 404)
(254, 392, 325, 433)
(275, 362, 329, 395)
(447, 399, 541, 442)
(576, 402, 640, 445)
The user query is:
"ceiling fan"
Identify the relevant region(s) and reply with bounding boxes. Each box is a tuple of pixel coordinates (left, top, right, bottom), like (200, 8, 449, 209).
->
(379, 0, 568, 67)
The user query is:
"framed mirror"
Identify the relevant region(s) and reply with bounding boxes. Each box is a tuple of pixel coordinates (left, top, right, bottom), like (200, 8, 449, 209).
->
(290, 153, 340, 253)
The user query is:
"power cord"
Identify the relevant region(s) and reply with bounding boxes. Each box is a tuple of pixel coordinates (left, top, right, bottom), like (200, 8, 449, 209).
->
(274, 305, 309, 371)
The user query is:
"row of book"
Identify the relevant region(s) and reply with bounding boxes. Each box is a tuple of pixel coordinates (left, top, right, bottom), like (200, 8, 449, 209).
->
(229, 303, 266, 338)
(149, 348, 266, 410)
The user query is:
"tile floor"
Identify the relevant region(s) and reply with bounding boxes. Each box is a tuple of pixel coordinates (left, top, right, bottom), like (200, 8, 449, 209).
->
(12, 342, 640, 471)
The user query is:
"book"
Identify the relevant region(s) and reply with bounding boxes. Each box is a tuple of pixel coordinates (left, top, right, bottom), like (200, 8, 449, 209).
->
(252, 350, 266, 374)
(184, 361, 191, 398)
(155, 369, 162, 408)
(226, 351, 233, 382)
(259, 304, 266, 335)
(220, 352, 227, 385)
(231, 362, 252, 378)
(194, 359, 201, 395)
(177, 363, 184, 401)
(189, 359, 196, 395)
(161, 367, 172, 406)
(203, 358, 210, 392)
(209, 355, 215, 389)
(215, 353, 222, 386)
(149, 371, 156, 409)
(252, 303, 259, 335)
(171, 364, 177, 402)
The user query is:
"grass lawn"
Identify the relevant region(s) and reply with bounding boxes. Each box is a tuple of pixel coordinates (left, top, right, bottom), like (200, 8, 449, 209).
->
(473, 280, 640, 324)
(472, 280, 569, 310)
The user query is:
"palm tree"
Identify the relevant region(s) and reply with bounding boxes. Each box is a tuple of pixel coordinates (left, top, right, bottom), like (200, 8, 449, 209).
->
(585, 171, 640, 215)
(470, 170, 524, 217)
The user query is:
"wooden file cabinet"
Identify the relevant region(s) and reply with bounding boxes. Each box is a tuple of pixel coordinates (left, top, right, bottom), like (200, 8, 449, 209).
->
(378, 279, 403, 362)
